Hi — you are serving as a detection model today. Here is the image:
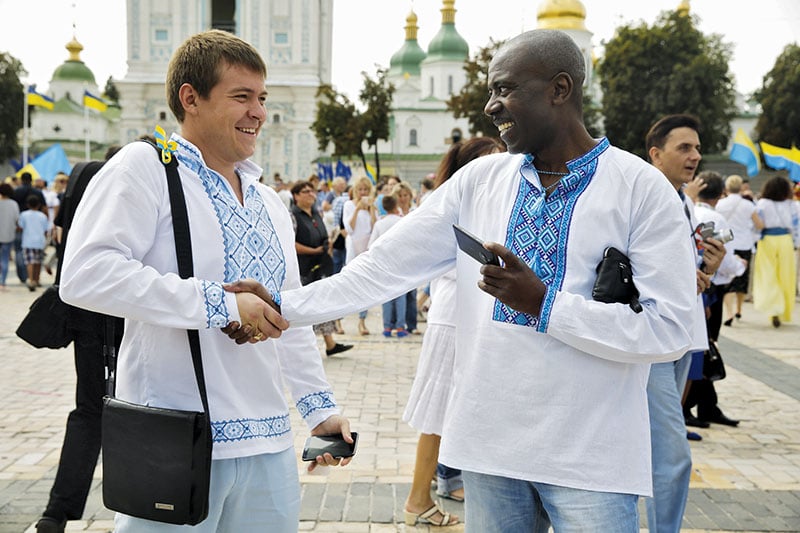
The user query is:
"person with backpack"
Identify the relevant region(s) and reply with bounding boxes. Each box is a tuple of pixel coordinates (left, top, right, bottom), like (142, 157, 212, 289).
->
(35, 157, 125, 533)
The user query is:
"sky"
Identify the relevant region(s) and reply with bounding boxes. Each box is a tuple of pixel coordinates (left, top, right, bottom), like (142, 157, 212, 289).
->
(0, 0, 797, 102)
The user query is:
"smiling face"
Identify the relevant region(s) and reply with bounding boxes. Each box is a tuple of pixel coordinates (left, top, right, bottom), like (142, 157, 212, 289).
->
(485, 47, 555, 155)
(649, 127, 702, 190)
(180, 62, 267, 175)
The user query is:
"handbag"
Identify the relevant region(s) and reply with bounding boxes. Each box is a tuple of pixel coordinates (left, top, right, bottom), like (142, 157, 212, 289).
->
(16, 161, 110, 349)
(703, 339, 726, 381)
(100, 141, 212, 525)
(592, 246, 643, 313)
(15, 284, 72, 348)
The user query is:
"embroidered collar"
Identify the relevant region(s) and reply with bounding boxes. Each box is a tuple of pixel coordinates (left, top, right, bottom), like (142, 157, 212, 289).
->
(171, 134, 263, 193)
(522, 138, 610, 193)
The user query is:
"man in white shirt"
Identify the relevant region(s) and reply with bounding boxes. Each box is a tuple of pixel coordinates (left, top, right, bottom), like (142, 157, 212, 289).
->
(644, 114, 727, 533)
(60, 30, 350, 533)
(236, 30, 697, 531)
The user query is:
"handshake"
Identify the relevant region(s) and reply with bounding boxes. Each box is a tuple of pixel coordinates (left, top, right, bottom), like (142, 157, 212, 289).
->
(221, 279, 287, 344)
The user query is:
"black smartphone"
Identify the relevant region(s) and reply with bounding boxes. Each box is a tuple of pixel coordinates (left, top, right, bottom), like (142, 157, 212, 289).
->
(301, 433, 358, 461)
(453, 224, 500, 266)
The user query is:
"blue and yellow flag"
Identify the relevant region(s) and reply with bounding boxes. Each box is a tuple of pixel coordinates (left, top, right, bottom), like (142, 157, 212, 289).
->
(729, 128, 760, 177)
(365, 162, 377, 185)
(761, 141, 800, 182)
(27, 86, 54, 110)
(83, 90, 108, 112)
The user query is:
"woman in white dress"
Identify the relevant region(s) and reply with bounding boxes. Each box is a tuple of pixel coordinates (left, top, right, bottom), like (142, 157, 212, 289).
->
(342, 176, 376, 334)
(403, 137, 504, 527)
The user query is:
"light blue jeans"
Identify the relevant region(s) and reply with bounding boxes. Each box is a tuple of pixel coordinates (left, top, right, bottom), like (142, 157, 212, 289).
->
(0, 241, 12, 286)
(115, 448, 300, 532)
(644, 352, 693, 533)
(382, 294, 407, 331)
(462, 471, 639, 532)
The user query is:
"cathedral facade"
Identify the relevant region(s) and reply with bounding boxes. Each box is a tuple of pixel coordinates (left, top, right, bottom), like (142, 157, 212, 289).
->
(116, 0, 333, 181)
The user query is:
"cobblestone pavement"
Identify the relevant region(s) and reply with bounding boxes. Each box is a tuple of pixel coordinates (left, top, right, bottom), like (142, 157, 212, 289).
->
(0, 267, 798, 532)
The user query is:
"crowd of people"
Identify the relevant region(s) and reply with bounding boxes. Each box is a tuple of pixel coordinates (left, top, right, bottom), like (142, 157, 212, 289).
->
(2, 26, 799, 533)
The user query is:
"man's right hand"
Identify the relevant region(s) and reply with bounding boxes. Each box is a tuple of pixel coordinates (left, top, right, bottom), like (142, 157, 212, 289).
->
(221, 279, 288, 344)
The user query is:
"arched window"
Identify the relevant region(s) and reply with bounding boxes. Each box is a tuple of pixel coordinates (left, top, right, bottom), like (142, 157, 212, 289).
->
(409, 129, 418, 146)
(273, 113, 281, 124)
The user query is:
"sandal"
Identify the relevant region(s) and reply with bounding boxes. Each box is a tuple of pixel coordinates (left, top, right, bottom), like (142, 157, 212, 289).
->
(404, 501, 459, 527)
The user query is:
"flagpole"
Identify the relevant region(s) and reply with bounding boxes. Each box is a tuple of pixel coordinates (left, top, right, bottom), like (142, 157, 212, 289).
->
(22, 86, 29, 165)
(84, 98, 90, 160)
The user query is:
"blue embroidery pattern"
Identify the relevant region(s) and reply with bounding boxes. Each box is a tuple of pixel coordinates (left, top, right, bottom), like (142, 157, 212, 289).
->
(296, 390, 336, 418)
(212, 414, 291, 443)
(174, 137, 286, 307)
(202, 280, 228, 328)
(493, 139, 609, 331)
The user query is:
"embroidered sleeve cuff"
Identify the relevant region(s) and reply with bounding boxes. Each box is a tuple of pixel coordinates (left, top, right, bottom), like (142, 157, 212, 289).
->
(296, 390, 337, 420)
(203, 280, 231, 328)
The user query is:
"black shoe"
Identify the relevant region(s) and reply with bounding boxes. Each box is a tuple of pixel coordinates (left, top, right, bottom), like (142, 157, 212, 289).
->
(772, 316, 781, 328)
(685, 414, 710, 428)
(723, 318, 733, 327)
(686, 431, 702, 441)
(326, 343, 353, 356)
(702, 413, 740, 427)
(735, 313, 742, 319)
(36, 517, 66, 533)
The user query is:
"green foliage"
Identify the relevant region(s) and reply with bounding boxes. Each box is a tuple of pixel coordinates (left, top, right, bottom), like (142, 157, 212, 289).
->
(447, 39, 504, 138)
(583, 93, 603, 138)
(103, 76, 120, 104)
(597, 10, 736, 158)
(311, 84, 364, 160)
(358, 67, 395, 177)
(0, 52, 26, 163)
(310, 67, 395, 173)
(755, 43, 800, 147)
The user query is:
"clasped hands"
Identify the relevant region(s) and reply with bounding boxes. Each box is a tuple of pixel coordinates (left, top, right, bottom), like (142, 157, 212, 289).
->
(221, 279, 287, 344)
(220, 242, 546, 344)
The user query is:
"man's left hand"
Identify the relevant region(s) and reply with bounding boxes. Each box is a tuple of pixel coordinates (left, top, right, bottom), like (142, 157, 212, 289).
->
(699, 237, 726, 275)
(307, 415, 354, 472)
(477, 242, 546, 317)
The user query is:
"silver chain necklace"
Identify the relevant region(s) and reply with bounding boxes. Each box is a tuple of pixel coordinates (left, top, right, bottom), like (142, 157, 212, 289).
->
(536, 168, 568, 193)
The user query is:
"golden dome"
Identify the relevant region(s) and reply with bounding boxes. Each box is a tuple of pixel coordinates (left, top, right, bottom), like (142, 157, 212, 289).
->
(537, 0, 587, 31)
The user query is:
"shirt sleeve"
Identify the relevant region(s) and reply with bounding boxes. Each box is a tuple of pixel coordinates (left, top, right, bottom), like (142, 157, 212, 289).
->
(59, 142, 236, 330)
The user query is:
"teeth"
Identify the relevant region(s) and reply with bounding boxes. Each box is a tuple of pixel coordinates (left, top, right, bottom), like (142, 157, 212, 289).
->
(497, 121, 513, 133)
(238, 127, 256, 134)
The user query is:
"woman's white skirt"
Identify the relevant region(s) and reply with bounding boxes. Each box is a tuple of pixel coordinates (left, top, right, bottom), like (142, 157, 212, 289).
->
(402, 323, 456, 435)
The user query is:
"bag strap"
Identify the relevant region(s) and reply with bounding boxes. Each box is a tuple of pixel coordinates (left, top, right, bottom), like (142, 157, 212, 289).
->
(104, 141, 210, 418)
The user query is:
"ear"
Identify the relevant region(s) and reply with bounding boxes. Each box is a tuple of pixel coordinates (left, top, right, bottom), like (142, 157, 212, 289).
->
(178, 83, 199, 116)
(648, 146, 661, 165)
(550, 72, 573, 105)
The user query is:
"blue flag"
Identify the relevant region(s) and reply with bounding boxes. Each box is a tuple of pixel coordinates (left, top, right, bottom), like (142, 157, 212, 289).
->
(335, 160, 352, 181)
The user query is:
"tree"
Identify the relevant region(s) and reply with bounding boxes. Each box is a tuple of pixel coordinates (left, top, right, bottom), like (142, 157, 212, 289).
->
(104, 76, 120, 104)
(597, 9, 736, 158)
(311, 84, 364, 161)
(358, 67, 395, 178)
(755, 44, 800, 148)
(0, 52, 26, 163)
(447, 39, 504, 138)
(310, 67, 395, 175)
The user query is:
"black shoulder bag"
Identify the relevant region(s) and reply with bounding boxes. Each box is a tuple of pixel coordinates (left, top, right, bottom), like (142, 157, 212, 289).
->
(592, 246, 643, 313)
(101, 143, 212, 525)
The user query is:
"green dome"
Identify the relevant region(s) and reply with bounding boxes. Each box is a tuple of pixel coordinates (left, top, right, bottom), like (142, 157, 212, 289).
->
(51, 37, 97, 84)
(424, 1, 468, 63)
(389, 11, 427, 78)
(425, 24, 469, 62)
(52, 61, 96, 83)
(389, 41, 427, 77)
